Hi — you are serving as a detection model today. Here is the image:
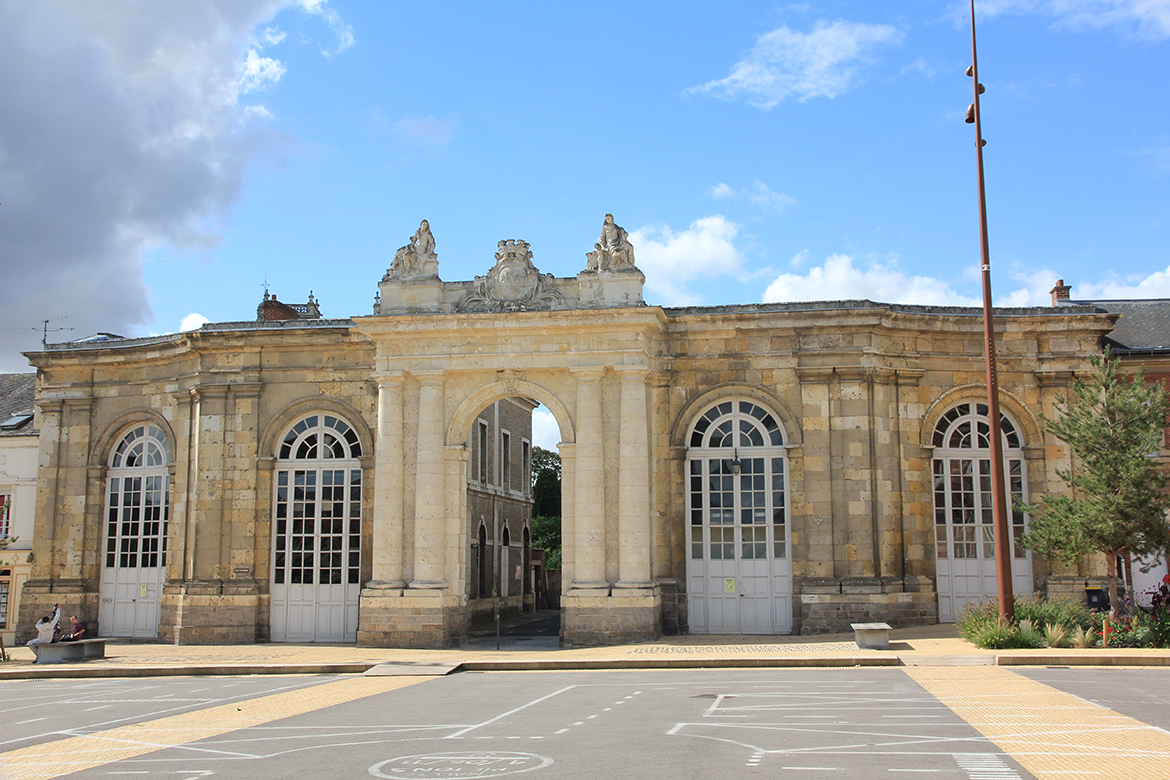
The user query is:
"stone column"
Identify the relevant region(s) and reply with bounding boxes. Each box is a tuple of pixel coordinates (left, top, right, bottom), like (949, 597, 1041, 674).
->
(569, 368, 607, 590)
(411, 371, 447, 589)
(615, 366, 652, 588)
(370, 372, 406, 588)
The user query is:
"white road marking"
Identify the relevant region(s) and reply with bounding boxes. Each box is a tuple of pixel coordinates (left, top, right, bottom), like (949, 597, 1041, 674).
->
(446, 685, 575, 739)
(15, 718, 45, 725)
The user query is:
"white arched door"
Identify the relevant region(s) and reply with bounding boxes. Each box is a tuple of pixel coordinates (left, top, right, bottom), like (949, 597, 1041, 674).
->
(932, 402, 1033, 621)
(100, 424, 170, 638)
(686, 400, 792, 634)
(270, 414, 363, 642)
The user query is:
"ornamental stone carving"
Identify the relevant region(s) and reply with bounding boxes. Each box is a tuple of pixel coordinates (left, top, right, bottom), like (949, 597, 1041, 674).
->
(585, 213, 637, 272)
(456, 240, 566, 313)
(383, 219, 439, 281)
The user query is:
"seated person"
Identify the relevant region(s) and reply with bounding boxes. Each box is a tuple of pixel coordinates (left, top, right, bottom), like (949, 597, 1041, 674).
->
(60, 615, 87, 642)
(27, 604, 61, 655)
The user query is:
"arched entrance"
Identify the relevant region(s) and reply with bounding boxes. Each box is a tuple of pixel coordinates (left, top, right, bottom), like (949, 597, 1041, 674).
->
(100, 423, 170, 638)
(685, 400, 792, 634)
(931, 401, 1033, 621)
(270, 413, 363, 642)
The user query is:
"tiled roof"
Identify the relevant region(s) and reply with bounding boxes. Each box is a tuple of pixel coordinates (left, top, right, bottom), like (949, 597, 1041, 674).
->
(1072, 300, 1170, 353)
(0, 373, 37, 437)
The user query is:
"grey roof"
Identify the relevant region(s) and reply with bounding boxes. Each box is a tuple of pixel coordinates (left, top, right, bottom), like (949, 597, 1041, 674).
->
(0, 373, 37, 437)
(1069, 299, 1170, 354)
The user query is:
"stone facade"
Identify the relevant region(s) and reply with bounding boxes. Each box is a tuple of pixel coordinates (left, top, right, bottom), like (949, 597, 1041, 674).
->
(17, 217, 1128, 647)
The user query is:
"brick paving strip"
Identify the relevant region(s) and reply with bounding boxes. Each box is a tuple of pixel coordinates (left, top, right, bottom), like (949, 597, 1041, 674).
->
(0, 676, 432, 780)
(903, 666, 1170, 779)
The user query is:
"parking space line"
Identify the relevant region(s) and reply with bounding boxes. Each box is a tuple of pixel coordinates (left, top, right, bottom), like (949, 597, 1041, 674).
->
(0, 676, 432, 780)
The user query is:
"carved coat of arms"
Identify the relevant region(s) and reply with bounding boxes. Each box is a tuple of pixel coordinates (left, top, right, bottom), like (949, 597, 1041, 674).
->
(456, 240, 565, 313)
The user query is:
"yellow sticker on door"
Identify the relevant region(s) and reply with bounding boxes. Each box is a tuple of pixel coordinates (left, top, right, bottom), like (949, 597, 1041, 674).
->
(724, 578, 735, 593)
(140, 584, 149, 598)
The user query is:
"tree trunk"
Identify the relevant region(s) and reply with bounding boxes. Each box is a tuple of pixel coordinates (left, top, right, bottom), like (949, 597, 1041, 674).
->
(1106, 552, 1120, 618)
(1122, 551, 1134, 616)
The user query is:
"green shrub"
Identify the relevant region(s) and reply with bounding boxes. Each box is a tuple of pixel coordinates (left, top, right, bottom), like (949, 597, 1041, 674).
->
(1014, 594, 1091, 631)
(1044, 622, 1068, 648)
(1069, 625, 1098, 648)
(957, 595, 1089, 649)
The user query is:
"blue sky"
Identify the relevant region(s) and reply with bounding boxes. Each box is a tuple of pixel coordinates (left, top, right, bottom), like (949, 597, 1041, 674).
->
(2, 1, 1168, 448)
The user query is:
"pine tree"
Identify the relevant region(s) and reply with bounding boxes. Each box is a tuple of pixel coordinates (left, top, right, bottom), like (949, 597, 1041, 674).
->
(1020, 348, 1170, 614)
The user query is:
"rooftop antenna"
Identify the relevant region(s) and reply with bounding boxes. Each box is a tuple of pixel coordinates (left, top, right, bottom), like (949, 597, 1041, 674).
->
(32, 317, 74, 347)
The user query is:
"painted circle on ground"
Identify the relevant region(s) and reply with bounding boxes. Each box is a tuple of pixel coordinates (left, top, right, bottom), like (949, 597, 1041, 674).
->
(369, 752, 553, 779)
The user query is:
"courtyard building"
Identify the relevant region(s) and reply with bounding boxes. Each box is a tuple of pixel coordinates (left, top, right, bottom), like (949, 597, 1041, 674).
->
(17, 217, 1134, 646)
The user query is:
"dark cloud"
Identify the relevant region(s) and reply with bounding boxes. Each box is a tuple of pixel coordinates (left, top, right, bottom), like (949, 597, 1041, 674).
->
(0, 0, 295, 371)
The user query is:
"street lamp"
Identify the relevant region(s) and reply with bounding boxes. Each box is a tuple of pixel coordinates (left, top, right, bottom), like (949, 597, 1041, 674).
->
(965, 0, 1015, 623)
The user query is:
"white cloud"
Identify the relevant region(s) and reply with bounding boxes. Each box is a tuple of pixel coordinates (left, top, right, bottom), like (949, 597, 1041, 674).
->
(951, 1, 1170, 40)
(689, 20, 903, 108)
(392, 114, 458, 149)
(0, 0, 351, 371)
(900, 57, 937, 79)
(1073, 264, 1170, 298)
(763, 253, 982, 305)
(531, 406, 561, 451)
(711, 182, 736, 200)
(629, 216, 746, 306)
(300, 0, 354, 55)
(180, 312, 211, 332)
(261, 26, 287, 46)
(708, 180, 798, 211)
(239, 49, 287, 93)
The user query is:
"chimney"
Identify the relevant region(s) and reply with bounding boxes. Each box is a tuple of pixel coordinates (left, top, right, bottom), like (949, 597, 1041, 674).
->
(1049, 279, 1072, 306)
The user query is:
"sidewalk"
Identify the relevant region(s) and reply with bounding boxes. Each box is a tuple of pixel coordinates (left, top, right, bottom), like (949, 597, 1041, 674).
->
(3, 621, 1168, 680)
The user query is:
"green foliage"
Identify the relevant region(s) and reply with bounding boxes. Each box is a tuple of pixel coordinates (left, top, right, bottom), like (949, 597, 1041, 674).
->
(1043, 622, 1068, 648)
(1019, 349, 1170, 611)
(958, 595, 1090, 649)
(531, 446, 561, 484)
(1014, 594, 1091, 630)
(1148, 577, 1170, 649)
(530, 514, 561, 570)
(1069, 625, 1098, 648)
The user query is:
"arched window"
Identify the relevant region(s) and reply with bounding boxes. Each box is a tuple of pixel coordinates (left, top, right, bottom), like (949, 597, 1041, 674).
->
(105, 425, 170, 570)
(931, 401, 1032, 621)
(271, 413, 363, 642)
(686, 400, 791, 635)
(101, 423, 170, 637)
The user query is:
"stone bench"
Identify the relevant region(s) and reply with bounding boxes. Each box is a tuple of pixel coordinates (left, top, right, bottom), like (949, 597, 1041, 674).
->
(32, 638, 109, 664)
(851, 622, 892, 650)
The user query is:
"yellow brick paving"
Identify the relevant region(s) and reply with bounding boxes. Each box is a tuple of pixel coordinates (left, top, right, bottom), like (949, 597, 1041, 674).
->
(0, 675, 432, 780)
(904, 666, 1170, 780)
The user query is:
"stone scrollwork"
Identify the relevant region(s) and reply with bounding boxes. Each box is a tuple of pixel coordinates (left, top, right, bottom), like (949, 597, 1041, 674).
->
(456, 240, 566, 313)
(383, 219, 439, 281)
(585, 213, 637, 272)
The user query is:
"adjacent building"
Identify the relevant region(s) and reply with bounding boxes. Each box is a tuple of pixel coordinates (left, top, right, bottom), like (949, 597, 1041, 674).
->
(0, 373, 38, 647)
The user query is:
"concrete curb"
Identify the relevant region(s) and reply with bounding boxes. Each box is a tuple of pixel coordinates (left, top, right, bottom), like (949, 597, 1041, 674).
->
(0, 663, 378, 680)
(996, 654, 1170, 667)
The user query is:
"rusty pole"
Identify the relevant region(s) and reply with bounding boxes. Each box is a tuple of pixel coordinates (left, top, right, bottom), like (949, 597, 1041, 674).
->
(967, 0, 1015, 623)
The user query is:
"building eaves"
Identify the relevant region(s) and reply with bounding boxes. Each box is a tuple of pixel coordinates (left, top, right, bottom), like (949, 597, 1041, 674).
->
(663, 299, 1103, 318)
(1068, 299, 1170, 353)
(0, 373, 37, 437)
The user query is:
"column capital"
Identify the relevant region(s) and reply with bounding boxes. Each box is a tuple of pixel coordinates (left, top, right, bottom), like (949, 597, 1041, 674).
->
(373, 371, 406, 387)
(411, 370, 446, 386)
(614, 365, 650, 380)
(570, 366, 606, 382)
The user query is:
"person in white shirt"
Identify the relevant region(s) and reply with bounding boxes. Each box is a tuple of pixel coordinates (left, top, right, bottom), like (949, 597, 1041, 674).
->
(27, 604, 61, 656)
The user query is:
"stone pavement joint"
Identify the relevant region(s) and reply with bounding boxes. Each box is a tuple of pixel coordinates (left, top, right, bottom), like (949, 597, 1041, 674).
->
(0, 676, 431, 780)
(904, 666, 1170, 780)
